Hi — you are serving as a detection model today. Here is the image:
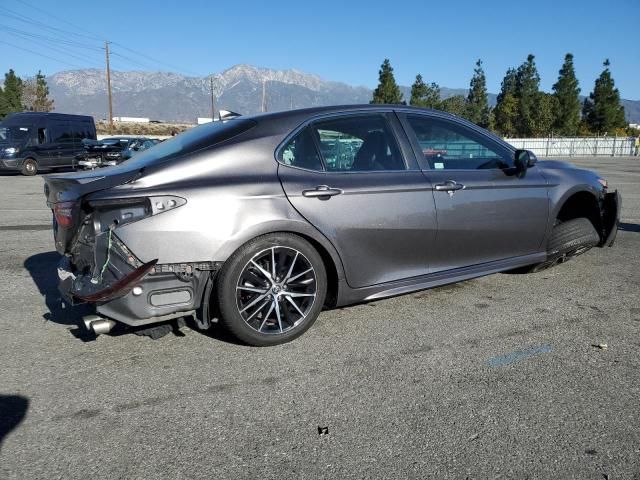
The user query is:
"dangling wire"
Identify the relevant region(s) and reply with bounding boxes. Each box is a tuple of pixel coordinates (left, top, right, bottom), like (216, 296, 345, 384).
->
(98, 228, 113, 283)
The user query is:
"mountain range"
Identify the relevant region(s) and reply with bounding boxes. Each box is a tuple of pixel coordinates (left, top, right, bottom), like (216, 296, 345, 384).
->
(44, 64, 640, 124)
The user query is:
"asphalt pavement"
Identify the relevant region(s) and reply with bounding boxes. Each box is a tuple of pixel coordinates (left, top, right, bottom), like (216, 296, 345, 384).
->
(0, 156, 639, 479)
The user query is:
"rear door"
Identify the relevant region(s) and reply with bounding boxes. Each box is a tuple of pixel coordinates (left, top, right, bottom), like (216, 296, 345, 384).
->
(399, 113, 549, 272)
(49, 120, 76, 167)
(278, 111, 438, 288)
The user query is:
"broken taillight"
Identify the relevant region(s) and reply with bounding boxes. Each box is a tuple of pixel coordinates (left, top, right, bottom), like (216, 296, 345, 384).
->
(53, 201, 76, 228)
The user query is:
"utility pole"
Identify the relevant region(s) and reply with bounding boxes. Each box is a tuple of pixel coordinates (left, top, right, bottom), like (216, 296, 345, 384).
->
(261, 80, 266, 113)
(210, 77, 216, 121)
(105, 41, 113, 133)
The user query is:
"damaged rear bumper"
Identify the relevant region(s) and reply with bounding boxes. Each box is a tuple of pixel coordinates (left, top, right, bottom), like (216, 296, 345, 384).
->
(57, 233, 217, 327)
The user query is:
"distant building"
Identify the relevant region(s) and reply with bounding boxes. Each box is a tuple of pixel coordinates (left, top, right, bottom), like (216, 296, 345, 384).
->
(197, 117, 213, 124)
(629, 123, 640, 130)
(113, 116, 150, 123)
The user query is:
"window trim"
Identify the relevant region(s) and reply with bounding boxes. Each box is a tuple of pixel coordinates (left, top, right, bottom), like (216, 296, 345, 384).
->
(397, 112, 516, 172)
(275, 111, 419, 174)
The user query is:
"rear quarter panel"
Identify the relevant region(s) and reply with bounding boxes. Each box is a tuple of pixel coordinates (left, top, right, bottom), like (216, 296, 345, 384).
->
(105, 136, 345, 279)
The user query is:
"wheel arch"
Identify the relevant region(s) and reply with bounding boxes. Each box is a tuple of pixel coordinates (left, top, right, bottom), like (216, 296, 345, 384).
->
(216, 220, 345, 309)
(551, 186, 604, 242)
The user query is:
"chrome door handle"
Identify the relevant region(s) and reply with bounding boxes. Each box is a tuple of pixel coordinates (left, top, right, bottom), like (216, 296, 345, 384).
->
(434, 180, 465, 192)
(302, 185, 343, 198)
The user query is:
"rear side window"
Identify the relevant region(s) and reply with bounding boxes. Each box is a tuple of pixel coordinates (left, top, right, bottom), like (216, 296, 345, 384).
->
(50, 122, 73, 143)
(279, 114, 405, 172)
(406, 115, 511, 170)
(279, 127, 323, 171)
(71, 122, 92, 142)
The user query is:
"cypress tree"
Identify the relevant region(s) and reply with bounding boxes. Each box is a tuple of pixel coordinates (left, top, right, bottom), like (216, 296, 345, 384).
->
(371, 59, 404, 104)
(465, 59, 490, 128)
(552, 53, 581, 135)
(582, 59, 626, 133)
(493, 68, 518, 136)
(514, 54, 541, 136)
(3, 69, 24, 115)
(409, 74, 440, 108)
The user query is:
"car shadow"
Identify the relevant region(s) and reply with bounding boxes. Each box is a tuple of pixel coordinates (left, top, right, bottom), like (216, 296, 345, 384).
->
(0, 395, 29, 453)
(185, 317, 247, 346)
(23, 251, 97, 341)
(619, 222, 640, 233)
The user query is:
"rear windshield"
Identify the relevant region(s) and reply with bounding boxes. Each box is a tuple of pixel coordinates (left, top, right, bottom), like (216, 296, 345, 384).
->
(118, 119, 257, 169)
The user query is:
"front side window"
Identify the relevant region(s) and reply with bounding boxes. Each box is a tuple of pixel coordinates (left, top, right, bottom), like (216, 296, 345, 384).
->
(406, 115, 511, 170)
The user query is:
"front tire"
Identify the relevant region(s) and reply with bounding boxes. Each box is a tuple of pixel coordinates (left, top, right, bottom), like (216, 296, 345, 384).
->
(21, 158, 38, 176)
(215, 233, 327, 346)
(530, 217, 600, 272)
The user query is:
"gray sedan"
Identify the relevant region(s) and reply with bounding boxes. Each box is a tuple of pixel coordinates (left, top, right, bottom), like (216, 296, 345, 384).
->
(43, 105, 620, 346)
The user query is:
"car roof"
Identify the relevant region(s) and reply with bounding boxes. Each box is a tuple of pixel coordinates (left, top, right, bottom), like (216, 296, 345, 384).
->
(1, 112, 93, 122)
(248, 104, 454, 122)
(243, 104, 514, 150)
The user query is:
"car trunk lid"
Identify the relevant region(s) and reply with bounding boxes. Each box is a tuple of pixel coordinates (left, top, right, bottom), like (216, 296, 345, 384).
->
(44, 165, 144, 253)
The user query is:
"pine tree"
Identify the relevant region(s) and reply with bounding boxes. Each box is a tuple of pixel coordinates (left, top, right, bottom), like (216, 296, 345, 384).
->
(33, 71, 54, 112)
(3, 69, 24, 115)
(552, 54, 581, 135)
(531, 92, 558, 136)
(409, 74, 440, 108)
(582, 59, 626, 134)
(371, 59, 404, 104)
(493, 68, 518, 136)
(440, 95, 466, 117)
(514, 54, 541, 136)
(409, 74, 427, 106)
(465, 59, 490, 128)
(0, 87, 7, 120)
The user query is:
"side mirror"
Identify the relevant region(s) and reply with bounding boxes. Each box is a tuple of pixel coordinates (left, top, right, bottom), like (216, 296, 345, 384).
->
(514, 149, 536, 177)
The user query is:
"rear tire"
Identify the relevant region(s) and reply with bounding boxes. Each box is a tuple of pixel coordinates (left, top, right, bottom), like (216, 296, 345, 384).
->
(215, 233, 327, 346)
(530, 217, 600, 272)
(21, 158, 38, 176)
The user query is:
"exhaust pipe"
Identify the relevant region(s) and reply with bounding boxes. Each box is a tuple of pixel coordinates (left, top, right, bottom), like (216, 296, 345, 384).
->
(82, 315, 116, 335)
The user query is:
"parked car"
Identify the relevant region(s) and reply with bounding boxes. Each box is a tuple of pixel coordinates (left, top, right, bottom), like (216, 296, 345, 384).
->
(0, 112, 96, 175)
(74, 136, 160, 169)
(43, 105, 620, 346)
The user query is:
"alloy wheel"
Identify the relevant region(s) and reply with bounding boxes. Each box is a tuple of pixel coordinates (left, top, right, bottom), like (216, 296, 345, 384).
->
(236, 246, 317, 334)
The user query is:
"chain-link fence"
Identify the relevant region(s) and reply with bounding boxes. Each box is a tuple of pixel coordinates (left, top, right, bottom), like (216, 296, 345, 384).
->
(505, 137, 636, 157)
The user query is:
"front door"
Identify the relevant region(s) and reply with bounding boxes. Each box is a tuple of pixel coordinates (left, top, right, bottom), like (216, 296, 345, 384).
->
(278, 112, 438, 288)
(400, 113, 549, 272)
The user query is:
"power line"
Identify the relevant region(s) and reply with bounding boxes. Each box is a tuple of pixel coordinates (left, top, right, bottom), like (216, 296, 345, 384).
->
(0, 6, 103, 45)
(0, 24, 103, 51)
(0, 31, 103, 68)
(110, 51, 165, 72)
(110, 42, 203, 77)
(13, 0, 104, 42)
(1, 3, 203, 77)
(0, 39, 88, 70)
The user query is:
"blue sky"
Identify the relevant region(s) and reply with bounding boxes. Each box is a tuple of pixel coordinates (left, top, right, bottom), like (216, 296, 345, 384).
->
(1, 0, 639, 99)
